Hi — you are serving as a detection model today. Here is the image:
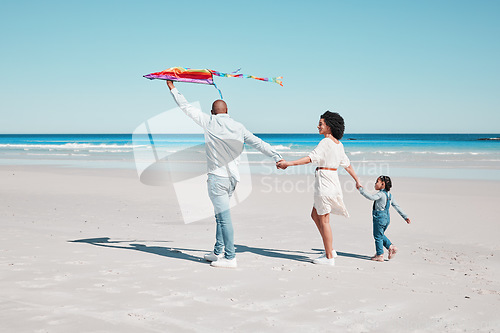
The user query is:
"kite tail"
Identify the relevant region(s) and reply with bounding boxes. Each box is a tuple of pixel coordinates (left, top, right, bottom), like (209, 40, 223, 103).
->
(210, 70, 283, 87)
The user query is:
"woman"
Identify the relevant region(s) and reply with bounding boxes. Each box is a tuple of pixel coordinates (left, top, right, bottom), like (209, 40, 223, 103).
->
(277, 111, 361, 265)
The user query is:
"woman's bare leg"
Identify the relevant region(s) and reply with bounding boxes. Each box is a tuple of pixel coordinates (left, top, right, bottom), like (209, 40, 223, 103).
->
(312, 207, 334, 259)
(318, 213, 334, 258)
(311, 207, 323, 237)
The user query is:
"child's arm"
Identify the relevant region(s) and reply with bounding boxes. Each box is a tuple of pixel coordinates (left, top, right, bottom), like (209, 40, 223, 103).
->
(358, 187, 383, 201)
(391, 197, 411, 224)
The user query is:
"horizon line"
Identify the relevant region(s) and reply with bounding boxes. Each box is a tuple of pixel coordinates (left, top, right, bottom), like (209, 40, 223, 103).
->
(0, 132, 499, 136)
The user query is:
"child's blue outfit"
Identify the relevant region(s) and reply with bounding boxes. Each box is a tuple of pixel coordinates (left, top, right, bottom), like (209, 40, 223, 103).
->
(359, 188, 408, 255)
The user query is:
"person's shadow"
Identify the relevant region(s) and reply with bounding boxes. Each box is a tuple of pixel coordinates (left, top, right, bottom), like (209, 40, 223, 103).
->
(70, 237, 204, 263)
(69, 238, 372, 264)
(233, 244, 313, 263)
(311, 248, 372, 261)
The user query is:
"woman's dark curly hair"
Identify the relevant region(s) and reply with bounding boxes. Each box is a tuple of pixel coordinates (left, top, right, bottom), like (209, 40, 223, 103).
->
(378, 175, 392, 191)
(321, 111, 345, 140)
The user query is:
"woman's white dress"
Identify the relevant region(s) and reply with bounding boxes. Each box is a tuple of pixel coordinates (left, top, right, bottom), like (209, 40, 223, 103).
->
(308, 138, 350, 217)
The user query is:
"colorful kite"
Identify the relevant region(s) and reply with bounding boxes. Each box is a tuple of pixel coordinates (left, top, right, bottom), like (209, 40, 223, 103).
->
(143, 67, 283, 98)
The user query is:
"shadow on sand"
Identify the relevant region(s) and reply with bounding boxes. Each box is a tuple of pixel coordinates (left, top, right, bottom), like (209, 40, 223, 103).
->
(69, 237, 343, 264)
(311, 248, 372, 261)
(70, 237, 204, 263)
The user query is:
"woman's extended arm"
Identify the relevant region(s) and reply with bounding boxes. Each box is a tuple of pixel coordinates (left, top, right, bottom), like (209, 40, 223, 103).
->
(344, 164, 362, 189)
(277, 156, 311, 169)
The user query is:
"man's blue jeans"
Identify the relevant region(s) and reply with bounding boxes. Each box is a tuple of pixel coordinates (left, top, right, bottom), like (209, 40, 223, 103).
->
(207, 174, 237, 260)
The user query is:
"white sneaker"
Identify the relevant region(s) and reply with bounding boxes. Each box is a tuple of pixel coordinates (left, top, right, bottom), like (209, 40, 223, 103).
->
(210, 257, 237, 268)
(318, 250, 338, 259)
(204, 251, 224, 262)
(313, 256, 335, 266)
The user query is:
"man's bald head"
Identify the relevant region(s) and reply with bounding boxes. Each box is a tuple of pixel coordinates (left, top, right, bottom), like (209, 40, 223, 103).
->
(211, 100, 228, 115)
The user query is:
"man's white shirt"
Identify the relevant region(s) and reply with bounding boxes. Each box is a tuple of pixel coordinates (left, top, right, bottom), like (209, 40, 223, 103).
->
(170, 88, 282, 181)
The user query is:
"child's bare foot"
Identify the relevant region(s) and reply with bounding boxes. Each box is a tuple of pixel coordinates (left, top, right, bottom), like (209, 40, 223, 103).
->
(388, 245, 398, 259)
(370, 254, 384, 262)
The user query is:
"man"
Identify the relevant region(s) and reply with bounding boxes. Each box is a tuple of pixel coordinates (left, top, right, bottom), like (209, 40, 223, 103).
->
(166, 80, 283, 268)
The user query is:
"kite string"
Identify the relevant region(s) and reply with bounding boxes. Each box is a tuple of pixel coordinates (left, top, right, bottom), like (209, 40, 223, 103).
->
(212, 81, 223, 99)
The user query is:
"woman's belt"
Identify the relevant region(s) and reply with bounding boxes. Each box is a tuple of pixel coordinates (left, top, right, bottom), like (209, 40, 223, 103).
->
(316, 167, 337, 171)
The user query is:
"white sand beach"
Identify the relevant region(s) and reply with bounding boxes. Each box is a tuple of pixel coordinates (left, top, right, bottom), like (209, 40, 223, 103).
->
(1, 165, 499, 332)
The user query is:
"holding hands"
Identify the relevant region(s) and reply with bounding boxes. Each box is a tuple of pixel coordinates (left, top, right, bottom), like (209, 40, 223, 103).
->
(276, 159, 288, 169)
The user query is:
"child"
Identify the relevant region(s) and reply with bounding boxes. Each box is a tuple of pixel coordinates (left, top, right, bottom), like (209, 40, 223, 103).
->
(358, 175, 410, 262)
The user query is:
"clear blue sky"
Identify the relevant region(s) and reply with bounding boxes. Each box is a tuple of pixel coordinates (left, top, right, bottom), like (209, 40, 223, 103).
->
(1, 0, 499, 134)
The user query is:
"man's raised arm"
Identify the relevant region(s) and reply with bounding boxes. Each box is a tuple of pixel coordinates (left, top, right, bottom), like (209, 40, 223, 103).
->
(166, 80, 209, 128)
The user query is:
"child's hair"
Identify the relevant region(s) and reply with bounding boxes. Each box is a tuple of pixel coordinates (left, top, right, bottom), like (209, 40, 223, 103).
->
(321, 111, 345, 140)
(378, 175, 392, 191)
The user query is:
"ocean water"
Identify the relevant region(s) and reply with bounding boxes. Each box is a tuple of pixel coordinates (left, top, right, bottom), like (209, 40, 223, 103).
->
(0, 134, 499, 180)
